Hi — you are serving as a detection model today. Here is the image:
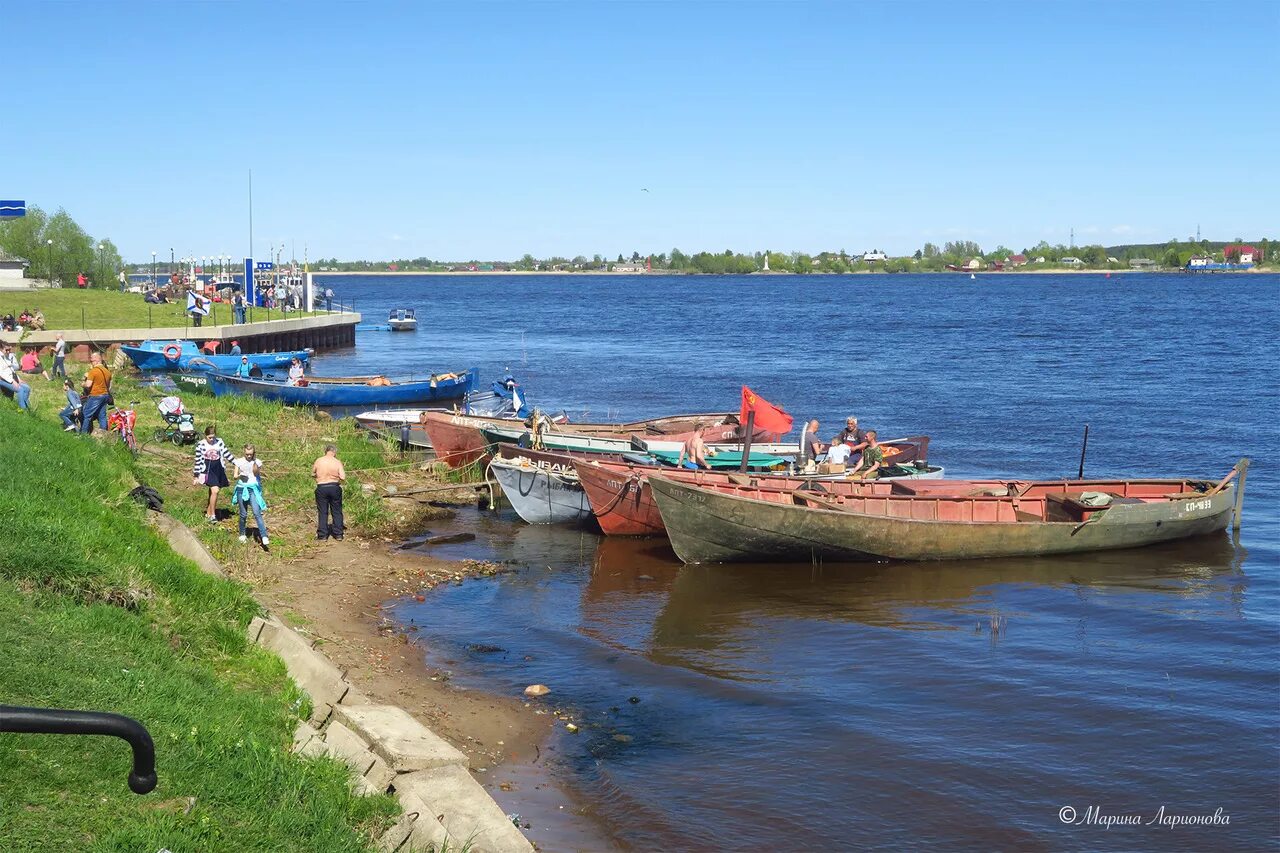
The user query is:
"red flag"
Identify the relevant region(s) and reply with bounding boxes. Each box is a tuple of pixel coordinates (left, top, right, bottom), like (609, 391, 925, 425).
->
(741, 386, 794, 435)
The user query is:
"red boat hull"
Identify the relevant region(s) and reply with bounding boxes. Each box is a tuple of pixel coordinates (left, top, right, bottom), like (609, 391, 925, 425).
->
(419, 412, 493, 468)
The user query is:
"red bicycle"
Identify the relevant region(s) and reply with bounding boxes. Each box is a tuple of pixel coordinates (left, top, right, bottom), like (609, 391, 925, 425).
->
(108, 400, 139, 455)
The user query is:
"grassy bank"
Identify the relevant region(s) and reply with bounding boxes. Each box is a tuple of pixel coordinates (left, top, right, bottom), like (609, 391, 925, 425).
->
(0, 406, 399, 849)
(0, 289, 322, 331)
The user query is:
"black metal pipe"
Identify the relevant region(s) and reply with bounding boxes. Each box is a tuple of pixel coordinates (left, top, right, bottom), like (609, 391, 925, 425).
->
(0, 705, 157, 794)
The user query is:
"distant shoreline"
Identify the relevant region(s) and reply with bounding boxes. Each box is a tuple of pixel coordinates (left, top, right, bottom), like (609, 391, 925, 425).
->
(311, 267, 1271, 277)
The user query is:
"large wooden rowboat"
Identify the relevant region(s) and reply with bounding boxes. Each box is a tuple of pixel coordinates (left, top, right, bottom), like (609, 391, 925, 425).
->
(648, 461, 1248, 564)
(574, 458, 946, 536)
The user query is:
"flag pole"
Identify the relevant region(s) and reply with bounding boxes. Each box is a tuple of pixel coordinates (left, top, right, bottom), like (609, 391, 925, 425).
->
(739, 410, 755, 473)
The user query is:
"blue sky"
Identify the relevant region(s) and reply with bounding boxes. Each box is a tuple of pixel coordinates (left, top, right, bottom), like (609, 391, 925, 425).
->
(5, 1, 1276, 261)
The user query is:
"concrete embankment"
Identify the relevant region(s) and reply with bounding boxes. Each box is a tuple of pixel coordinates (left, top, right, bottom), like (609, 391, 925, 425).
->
(0, 311, 361, 358)
(150, 511, 533, 853)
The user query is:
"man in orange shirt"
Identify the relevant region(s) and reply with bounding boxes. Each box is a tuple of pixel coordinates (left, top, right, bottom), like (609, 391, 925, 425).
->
(312, 444, 346, 540)
(80, 350, 113, 434)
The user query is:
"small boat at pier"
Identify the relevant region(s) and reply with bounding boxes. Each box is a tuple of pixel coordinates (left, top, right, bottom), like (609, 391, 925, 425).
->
(179, 368, 477, 407)
(122, 340, 311, 373)
(489, 449, 594, 525)
(648, 461, 1248, 564)
(387, 308, 418, 331)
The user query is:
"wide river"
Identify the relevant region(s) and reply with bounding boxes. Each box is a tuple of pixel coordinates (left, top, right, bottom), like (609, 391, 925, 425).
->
(317, 272, 1278, 851)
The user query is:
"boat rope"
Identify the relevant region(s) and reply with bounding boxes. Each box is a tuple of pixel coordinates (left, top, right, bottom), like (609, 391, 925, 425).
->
(592, 470, 641, 517)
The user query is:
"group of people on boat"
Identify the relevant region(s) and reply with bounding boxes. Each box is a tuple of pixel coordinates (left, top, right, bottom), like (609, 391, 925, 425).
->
(677, 414, 885, 477)
(1, 308, 46, 332)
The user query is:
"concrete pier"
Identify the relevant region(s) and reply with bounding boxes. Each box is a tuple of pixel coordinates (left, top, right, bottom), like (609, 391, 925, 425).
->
(0, 311, 361, 360)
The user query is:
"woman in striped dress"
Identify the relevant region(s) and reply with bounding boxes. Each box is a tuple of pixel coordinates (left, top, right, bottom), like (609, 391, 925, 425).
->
(193, 424, 233, 523)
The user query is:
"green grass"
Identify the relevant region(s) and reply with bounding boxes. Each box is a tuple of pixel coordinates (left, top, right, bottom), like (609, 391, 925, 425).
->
(0, 405, 399, 851)
(0, 289, 323, 331)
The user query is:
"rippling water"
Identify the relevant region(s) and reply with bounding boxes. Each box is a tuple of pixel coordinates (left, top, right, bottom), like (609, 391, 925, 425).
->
(320, 273, 1279, 850)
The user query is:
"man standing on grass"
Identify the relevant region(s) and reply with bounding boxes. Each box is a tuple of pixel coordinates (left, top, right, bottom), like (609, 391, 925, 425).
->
(80, 351, 112, 434)
(312, 444, 346, 541)
(51, 333, 67, 378)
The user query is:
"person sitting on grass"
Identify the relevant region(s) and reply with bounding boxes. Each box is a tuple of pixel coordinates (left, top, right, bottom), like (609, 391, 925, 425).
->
(848, 430, 884, 480)
(230, 443, 269, 547)
(193, 424, 234, 524)
(19, 348, 51, 382)
(0, 349, 31, 410)
(59, 379, 82, 431)
(31, 307, 46, 331)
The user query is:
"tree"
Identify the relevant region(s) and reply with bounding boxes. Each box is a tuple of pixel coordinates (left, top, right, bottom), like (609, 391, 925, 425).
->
(922, 242, 939, 258)
(913, 249, 922, 260)
(616, 254, 624, 263)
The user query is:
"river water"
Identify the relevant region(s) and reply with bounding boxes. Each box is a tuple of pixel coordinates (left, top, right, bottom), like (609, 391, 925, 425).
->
(317, 272, 1279, 851)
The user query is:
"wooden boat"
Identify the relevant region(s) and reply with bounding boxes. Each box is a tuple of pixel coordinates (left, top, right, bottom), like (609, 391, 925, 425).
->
(188, 368, 477, 407)
(422, 410, 759, 470)
(122, 340, 311, 372)
(648, 461, 1248, 564)
(489, 452, 594, 525)
(387, 308, 418, 331)
(575, 458, 947, 536)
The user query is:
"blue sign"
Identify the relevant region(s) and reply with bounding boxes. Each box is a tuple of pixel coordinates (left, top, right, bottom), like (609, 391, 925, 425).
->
(0, 200, 25, 218)
(255, 261, 274, 271)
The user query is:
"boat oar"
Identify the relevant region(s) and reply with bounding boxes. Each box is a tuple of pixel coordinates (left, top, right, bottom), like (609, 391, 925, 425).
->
(1205, 460, 1245, 496)
(792, 490, 857, 513)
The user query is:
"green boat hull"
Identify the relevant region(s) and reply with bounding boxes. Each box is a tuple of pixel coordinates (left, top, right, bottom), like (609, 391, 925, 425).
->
(649, 476, 1237, 564)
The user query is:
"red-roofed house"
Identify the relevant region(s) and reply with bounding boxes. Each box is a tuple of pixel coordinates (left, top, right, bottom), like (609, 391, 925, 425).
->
(1223, 244, 1261, 264)
(1005, 254, 1028, 267)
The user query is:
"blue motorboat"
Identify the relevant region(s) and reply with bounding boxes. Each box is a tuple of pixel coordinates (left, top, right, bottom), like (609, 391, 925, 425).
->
(121, 340, 312, 372)
(181, 367, 478, 407)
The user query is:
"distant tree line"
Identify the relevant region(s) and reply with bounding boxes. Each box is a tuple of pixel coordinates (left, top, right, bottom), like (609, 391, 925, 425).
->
(294, 236, 1279, 275)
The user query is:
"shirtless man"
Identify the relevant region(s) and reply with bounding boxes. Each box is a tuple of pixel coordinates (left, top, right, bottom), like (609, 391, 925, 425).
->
(677, 423, 712, 469)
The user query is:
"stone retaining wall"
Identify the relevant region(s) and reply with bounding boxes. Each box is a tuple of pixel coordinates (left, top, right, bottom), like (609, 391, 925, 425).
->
(150, 511, 532, 853)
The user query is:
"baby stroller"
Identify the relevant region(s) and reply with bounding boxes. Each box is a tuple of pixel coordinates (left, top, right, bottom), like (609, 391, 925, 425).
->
(154, 395, 197, 446)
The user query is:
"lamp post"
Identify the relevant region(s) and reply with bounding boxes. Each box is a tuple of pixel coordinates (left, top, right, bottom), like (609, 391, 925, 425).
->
(46, 238, 53, 286)
(170, 248, 174, 275)
(97, 243, 104, 290)
(151, 251, 157, 287)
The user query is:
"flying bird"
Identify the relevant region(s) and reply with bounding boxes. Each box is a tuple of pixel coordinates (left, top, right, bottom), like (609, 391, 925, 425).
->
(640, 188, 649, 193)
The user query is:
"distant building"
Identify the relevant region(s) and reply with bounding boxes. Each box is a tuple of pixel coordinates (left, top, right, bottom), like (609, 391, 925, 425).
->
(1129, 258, 1157, 270)
(963, 257, 982, 270)
(862, 250, 888, 263)
(1106, 256, 1119, 263)
(1187, 255, 1212, 268)
(0, 250, 29, 281)
(1222, 244, 1261, 264)
(611, 262, 646, 273)
(1005, 254, 1028, 267)
(1061, 256, 1084, 266)
(1033, 256, 1047, 263)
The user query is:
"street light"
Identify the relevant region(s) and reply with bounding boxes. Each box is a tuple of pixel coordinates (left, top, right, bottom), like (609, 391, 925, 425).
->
(97, 243, 104, 290)
(170, 248, 174, 275)
(151, 251, 157, 286)
(46, 238, 53, 286)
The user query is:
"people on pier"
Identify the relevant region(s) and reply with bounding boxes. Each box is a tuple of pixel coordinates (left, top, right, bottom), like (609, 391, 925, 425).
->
(231, 443, 269, 547)
(232, 292, 247, 324)
(193, 424, 233, 524)
(79, 351, 112, 434)
(677, 423, 712, 469)
(849, 430, 884, 479)
(313, 444, 346, 541)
